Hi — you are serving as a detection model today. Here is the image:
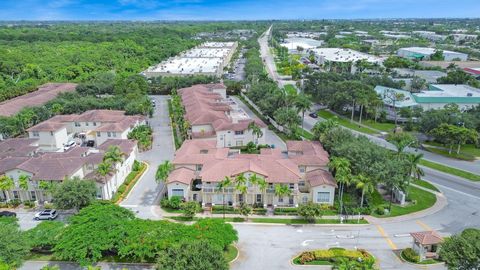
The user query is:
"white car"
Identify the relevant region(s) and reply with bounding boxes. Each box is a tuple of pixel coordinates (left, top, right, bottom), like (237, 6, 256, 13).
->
(63, 140, 76, 151)
(34, 209, 58, 221)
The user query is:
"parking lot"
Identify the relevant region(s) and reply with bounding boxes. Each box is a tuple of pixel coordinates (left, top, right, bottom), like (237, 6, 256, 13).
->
(12, 209, 72, 230)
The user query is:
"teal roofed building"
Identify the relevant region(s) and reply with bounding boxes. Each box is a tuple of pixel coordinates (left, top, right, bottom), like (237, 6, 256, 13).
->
(375, 84, 480, 111)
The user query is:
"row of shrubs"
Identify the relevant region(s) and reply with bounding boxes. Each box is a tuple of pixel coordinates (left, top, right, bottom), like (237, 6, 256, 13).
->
(274, 204, 337, 216)
(0, 199, 22, 209)
(111, 161, 146, 203)
(295, 247, 375, 267)
(160, 196, 184, 211)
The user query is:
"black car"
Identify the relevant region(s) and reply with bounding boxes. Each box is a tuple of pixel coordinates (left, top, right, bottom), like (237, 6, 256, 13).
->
(0, 211, 16, 217)
(309, 112, 318, 118)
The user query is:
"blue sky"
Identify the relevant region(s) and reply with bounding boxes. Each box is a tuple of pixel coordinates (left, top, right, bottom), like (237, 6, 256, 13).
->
(0, 0, 479, 21)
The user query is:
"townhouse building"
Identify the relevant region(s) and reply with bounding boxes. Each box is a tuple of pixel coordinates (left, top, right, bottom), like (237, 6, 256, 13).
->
(26, 110, 146, 151)
(0, 138, 137, 202)
(179, 84, 267, 148)
(166, 140, 337, 207)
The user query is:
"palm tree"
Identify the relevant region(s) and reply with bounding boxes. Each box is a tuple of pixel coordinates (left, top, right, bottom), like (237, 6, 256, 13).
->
(155, 161, 174, 183)
(0, 175, 14, 202)
(255, 177, 268, 207)
(103, 146, 123, 187)
(18, 174, 30, 201)
(274, 184, 292, 206)
(234, 173, 248, 205)
(295, 94, 312, 129)
(248, 121, 263, 145)
(103, 145, 123, 165)
(328, 157, 352, 213)
(354, 174, 375, 208)
(97, 161, 113, 197)
(405, 153, 425, 194)
(217, 176, 233, 219)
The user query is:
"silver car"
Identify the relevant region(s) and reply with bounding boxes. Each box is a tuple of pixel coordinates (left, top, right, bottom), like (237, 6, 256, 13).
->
(34, 209, 58, 220)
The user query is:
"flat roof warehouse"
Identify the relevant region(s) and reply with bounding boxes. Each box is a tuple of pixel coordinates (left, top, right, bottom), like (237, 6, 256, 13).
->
(143, 42, 237, 77)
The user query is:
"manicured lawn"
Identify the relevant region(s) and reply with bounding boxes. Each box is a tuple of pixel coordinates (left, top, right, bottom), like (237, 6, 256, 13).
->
(224, 245, 238, 263)
(169, 216, 368, 224)
(423, 146, 476, 161)
(419, 159, 480, 182)
(373, 185, 436, 218)
(300, 129, 314, 140)
(424, 141, 480, 158)
(413, 179, 440, 192)
(283, 84, 297, 95)
(361, 119, 396, 132)
(317, 110, 378, 135)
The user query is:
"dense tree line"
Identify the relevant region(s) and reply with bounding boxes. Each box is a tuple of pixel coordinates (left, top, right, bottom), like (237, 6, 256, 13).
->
(0, 202, 238, 268)
(0, 22, 269, 102)
(0, 72, 153, 139)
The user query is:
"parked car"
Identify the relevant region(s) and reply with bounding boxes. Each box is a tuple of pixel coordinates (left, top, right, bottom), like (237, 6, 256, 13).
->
(309, 112, 318, 118)
(34, 209, 58, 221)
(63, 140, 76, 151)
(86, 140, 95, 147)
(0, 211, 16, 217)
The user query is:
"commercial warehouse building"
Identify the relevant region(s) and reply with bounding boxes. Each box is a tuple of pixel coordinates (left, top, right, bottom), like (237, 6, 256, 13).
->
(397, 47, 468, 61)
(142, 42, 237, 78)
(308, 48, 383, 74)
(375, 84, 480, 111)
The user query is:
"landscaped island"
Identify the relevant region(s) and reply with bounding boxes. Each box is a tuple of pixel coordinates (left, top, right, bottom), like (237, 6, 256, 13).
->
(293, 248, 376, 269)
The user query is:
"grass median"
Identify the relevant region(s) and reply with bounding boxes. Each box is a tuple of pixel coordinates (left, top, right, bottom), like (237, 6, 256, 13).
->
(317, 110, 378, 135)
(168, 216, 368, 224)
(420, 159, 480, 182)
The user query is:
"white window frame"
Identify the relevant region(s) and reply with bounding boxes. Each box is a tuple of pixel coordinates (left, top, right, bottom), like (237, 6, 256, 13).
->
(316, 192, 330, 203)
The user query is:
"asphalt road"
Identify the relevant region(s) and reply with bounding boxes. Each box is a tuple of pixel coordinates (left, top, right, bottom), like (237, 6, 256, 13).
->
(120, 95, 175, 219)
(231, 179, 480, 270)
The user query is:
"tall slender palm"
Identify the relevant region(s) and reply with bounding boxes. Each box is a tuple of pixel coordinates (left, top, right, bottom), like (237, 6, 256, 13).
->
(217, 176, 233, 219)
(328, 157, 352, 213)
(0, 175, 14, 202)
(256, 177, 268, 207)
(295, 94, 312, 129)
(155, 161, 174, 183)
(103, 146, 123, 187)
(97, 161, 113, 197)
(248, 122, 263, 145)
(354, 174, 375, 208)
(405, 153, 425, 195)
(235, 173, 248, 205)
(18, 174, 30, 201)
(274, 184, 292, 206)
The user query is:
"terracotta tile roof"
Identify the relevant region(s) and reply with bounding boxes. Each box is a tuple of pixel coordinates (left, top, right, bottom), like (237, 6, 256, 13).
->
(75, 110, 127, 122)
(93, 116, 145, 132)
(0, 138, 38, 159)
(410, 231, 444, 245)
(169, 140, 333, 186)
(0, 139, 136, 181)
(167, 167, 196, 185)
(0, 83, 77, 117)
(287, 141, 330, 166)
(98, 139, 137, 155)
(27, 120, 66, 132)
(306, 169, 337, 187)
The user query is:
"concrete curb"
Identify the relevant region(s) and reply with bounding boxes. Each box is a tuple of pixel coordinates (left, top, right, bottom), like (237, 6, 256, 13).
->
(398, 250, 446, 268)
(117, 161, 149, 205)
(366, 192, 448, 225)
(229, 244, 241, 264)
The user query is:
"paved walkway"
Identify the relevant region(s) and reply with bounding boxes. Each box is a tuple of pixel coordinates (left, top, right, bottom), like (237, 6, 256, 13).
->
(120, 95, 175, 220)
